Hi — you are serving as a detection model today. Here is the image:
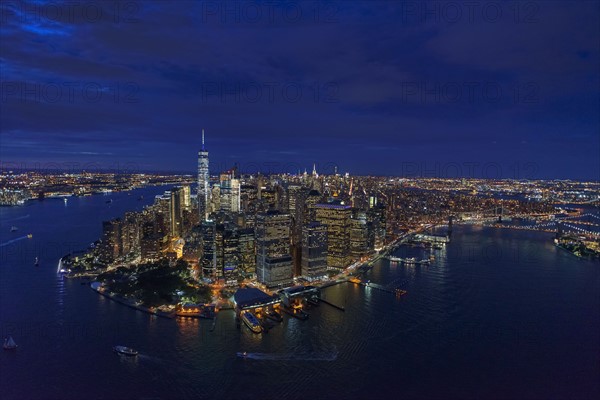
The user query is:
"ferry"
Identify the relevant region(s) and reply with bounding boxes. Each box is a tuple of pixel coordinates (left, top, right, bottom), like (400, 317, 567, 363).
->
(241, 311, 262, 333)
(236, 351, 248, 358)
(403, 257, 416, 264)
(113, 345, 138, 356)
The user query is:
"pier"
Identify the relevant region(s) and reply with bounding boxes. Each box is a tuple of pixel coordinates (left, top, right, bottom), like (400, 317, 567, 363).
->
(319, 298, 345, 311)
(349, 278, 407, 297)
(387, 256, 430, 265)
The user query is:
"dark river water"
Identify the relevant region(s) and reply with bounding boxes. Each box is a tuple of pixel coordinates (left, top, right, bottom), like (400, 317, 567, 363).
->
(1, 187, 598, 399)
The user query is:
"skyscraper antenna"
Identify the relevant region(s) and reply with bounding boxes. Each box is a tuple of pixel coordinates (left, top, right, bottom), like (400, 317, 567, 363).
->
(202, 129, 205, 150)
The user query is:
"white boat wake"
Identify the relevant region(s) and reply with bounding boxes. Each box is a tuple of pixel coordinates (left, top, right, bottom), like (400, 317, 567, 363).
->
(0, 236, 29, 247)
(239, 351, 338, 361)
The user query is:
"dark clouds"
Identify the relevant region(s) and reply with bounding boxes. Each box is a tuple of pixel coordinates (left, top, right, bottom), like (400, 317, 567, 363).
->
(1, 0, 598, 179)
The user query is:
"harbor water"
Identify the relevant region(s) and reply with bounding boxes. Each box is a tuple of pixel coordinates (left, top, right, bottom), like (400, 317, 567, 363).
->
(1, 187, 598, 399)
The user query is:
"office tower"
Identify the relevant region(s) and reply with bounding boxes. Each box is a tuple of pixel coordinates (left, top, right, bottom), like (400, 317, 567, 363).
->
(367, 204, 386, 250)
(238, 228, 256, 277)
(210, 185, 220, 215)
(303, 189, 322, 223)
(100, 219, 122, 263)
(200, 220, 217, 279)
(315, 202, 352, 269)
(259, 189, 277, 211)
(219, 171, 241, 213)
(350, 211, 370, 259)
(301, 221, 328, 278)
(240, 184, 258, 212)
(222, 228, 240, 279)
(198, 129, 210, 221)
(181, 185, 191, 211)
(169, 187, 183, 238)
(255, 211, 293, 287)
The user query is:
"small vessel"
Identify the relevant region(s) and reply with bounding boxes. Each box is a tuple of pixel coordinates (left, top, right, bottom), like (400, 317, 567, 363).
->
(240, 311, 262, 333)
(113, 345, 138, 356)
(10, 226, 18, 232)
(3, 336, 17, 350)
(63, 198, 68, 204)
(34, 257, 39, 266)
(395, 289, 408, 297)
(236, 351, 248, 358)
(106, 199, 112, 204)
(27, 234, 33, 239)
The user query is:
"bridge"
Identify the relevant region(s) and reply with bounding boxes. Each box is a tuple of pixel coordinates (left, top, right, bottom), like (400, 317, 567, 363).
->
(455, 209, 600, 238)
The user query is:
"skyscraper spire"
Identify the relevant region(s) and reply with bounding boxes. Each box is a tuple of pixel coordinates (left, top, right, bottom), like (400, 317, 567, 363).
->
(312, 163, 317, 176)
(202, 129, 205, 151)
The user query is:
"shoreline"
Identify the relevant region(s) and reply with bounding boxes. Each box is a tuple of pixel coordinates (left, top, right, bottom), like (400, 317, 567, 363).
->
(90, 282, 176, 319)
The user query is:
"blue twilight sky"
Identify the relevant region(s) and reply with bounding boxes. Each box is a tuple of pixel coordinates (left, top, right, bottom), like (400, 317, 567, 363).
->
(0, 0, 598, 179)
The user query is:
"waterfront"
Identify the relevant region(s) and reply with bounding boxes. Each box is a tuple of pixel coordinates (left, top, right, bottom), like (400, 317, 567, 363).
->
(1, 187, 599, 399)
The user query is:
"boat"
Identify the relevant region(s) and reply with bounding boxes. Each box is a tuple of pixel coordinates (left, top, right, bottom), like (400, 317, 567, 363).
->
(63, 198, 68, 204)
(236, 351, 248, 358)
(27, 234, 33, 239)
(403, 257, 416, 264)
(3, 336, 17, 350)
(106, 199, 112, 204)
(10, 226, 18, 232)
(34, 257, 39, 266)
(395, 289, 408, 297)
(240, 311, 262, 333)
(113, 345, 138, 356)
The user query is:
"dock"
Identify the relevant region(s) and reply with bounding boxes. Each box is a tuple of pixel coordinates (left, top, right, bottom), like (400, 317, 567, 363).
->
(387, 256, 430, 265)
(349, 278, 407, 296)
(319, 298, 345, 311)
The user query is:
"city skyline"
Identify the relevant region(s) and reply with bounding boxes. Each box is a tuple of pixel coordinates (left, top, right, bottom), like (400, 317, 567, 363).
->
(1, 1, 598, 180)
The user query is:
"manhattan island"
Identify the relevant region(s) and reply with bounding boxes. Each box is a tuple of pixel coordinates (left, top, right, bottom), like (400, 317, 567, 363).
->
(60, 131, 600, 333)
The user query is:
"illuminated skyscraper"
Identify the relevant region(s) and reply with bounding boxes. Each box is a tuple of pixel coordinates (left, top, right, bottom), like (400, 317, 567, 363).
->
(200, 220, 216, 279)
(301, 221, 328, 278)
(169, 187, 182, 238)
(315, 202, 352, 269)
(256, 211, 293, 288)
(197, 129, 210, 221)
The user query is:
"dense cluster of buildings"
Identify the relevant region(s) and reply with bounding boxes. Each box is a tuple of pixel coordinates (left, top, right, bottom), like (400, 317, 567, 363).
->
(94, 131, 590, 288)
(96, 132, 387, 288)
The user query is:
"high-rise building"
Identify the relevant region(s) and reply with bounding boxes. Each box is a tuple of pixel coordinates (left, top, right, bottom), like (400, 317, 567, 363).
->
(367, 204, 386, 251)
(301, 221, 328, 278)
(222, 228, 240, 279)
(181, 185, 191, 211)
(350, 211, 370, 259)
(197, 129, 210, 221)
(219, 171, 241, 213)
(238, 228, 256, 277)
(315, 202, 352, 269)
(99, 219, 122, 264)
(255, 211, 293, 287)
(200, 220, 216, 279)
(169, 187, 183, 238)
(303, 189, 322, 223)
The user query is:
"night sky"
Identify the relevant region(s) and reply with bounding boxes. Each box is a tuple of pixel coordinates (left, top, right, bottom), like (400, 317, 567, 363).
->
(1, 1, 599, 179)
